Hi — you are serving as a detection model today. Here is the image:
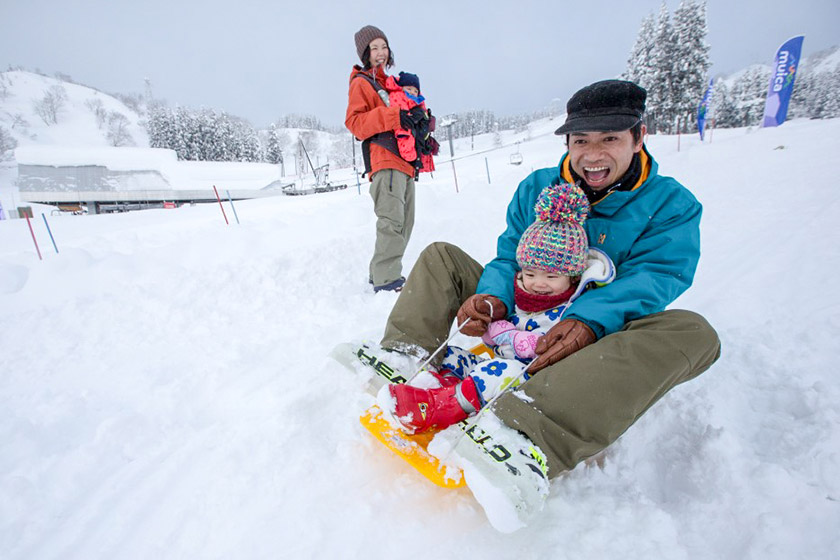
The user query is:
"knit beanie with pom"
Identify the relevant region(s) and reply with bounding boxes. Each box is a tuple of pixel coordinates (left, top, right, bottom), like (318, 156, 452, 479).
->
(516, 181, 590, 275)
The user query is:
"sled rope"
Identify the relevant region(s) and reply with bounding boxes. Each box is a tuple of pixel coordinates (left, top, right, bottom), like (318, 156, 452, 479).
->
(407, 317, 471, 384)
(407, 298, 497, 383)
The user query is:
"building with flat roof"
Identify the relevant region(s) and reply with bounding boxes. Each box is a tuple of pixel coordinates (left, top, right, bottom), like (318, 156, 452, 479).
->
(13, 146, 287, 214)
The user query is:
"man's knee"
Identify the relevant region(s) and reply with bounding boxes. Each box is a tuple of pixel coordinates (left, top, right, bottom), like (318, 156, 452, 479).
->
(419, 241, 458, 258)
(637, 309, 722, 377)
(666, 309, 720, 353)
(416, 241, 468, 269)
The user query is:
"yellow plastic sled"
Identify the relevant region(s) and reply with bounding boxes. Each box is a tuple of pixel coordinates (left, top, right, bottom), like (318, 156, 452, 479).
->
(358, 344, 496, 489)
(359, 405, 464, 488)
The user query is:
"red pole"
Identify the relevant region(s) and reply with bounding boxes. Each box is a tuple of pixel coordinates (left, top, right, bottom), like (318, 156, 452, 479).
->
(212, 185, 229, 225)
(25, 213, 43, 260)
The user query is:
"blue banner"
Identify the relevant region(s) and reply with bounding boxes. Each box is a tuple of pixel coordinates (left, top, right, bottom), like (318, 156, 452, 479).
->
(762, 35, 805, 127)
(697, 78, 714, 141)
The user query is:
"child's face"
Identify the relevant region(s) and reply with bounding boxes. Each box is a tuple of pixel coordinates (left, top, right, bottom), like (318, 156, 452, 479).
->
(402, 85, 420, 97)
(520, 268, 573, 296)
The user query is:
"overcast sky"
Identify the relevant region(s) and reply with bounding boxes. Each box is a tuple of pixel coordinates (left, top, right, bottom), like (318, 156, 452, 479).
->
(2, 0, 837, 129)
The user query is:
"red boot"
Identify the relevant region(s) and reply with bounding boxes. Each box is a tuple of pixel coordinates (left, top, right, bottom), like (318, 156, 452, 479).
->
(388, 377, 482, 433)
(430, 368, 461, 388)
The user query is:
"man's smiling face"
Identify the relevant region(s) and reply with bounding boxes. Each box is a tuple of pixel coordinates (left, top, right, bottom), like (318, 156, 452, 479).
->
(568, 128, 645, 190)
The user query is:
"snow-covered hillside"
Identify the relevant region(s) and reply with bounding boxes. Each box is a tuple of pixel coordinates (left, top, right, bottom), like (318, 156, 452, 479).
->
(1, 117, 839, 558)
(717, 44, 840, 82)
(0, 71, 148, 148)
(804, 44, 840, 74)
(0, 71, 349, 170)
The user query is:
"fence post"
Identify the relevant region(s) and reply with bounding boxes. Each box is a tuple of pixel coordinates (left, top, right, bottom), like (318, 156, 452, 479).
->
(225, 190, 241, 225)
(42, 214, 59, 253)
(450, 161, 460, 193)
(25, 213, 42, 260)
(445, 123, 459, 193)
(212, 185, 229, 225)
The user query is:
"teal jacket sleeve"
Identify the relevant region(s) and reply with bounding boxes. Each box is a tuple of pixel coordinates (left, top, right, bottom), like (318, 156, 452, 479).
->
(564, 185, 702, 338)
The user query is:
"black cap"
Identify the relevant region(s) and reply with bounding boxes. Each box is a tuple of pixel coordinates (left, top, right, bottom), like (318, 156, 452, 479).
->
(554, 80, 647, 135)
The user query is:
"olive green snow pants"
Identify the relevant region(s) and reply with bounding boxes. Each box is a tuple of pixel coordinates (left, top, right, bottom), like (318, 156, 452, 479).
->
(369, 169, 415, 286)
(381, 242, 722, 477)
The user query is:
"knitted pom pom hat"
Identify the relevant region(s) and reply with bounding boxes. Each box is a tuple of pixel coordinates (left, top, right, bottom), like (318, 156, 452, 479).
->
(516, 182, 590, 275)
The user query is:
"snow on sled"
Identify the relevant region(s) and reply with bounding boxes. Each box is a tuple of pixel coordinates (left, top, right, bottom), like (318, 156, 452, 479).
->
(332, 342, 496, 489)
(359, 405, 465, 489)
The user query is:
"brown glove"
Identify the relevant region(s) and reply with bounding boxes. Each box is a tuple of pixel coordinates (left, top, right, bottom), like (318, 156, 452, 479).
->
(456, 294, 507, 337)
(529, 319, 596, 373)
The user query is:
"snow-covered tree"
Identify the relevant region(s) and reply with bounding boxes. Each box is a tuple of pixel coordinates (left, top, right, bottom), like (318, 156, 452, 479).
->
(33, 85, 68, 125)
(233, 116, 262, 163)
(146, 105, 265, 162)
(723, 66, 771, 127)
(493, 128, 503, 148)
(671, 0, 711, 131)
(0, 125, 17, 160)
(265, 124, 284, 165)
(447, 110, 498, 139)
(624, 1, 710, 133)
(9, 113, 29, 132)
(113, 92, 143, 116)
(710, 81, 739, 128)
(646, 3, 676, 132)
(86, 98, 108, 129)
(106, 111, 133, 147)
(0, 73, 10, 100)
(623, 14, 657, 87)
(277, 114, 327, 131)
(328, 133, 354, 168)
(787, 71, 810, 120)
(804, 68, 840, 119)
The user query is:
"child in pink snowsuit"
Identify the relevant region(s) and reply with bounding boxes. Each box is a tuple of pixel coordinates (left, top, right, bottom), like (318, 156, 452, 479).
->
(385, 71, 437, 174)
(386, 181, 616, 434)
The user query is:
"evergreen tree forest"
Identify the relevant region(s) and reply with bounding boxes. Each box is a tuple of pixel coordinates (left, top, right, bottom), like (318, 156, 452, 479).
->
(624, 0, 839, 132)
(623, 0, 710, 133)
(141, 0, 838, 163)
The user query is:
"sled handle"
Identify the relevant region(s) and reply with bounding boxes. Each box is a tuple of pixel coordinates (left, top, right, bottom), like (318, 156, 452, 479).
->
(407, 317, 471, 384)
(407, 298, 498, 383)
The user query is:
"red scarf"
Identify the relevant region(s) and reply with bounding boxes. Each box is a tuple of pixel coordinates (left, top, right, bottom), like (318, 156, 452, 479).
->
(513, 278, 577, 313)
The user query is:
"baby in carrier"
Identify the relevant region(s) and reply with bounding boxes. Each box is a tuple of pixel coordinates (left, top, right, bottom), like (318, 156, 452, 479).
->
(387, 71, 439, 175)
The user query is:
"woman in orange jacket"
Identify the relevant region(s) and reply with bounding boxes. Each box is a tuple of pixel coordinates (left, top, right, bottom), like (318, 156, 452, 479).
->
(345, 25, 427, 293)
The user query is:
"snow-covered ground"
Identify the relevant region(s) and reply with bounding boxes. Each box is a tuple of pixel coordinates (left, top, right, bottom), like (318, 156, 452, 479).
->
(1, 117, 839, 559)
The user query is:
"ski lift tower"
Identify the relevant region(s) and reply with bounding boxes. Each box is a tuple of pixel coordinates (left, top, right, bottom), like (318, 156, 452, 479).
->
(439, 115, 457, 158)
(439, 116, 460, 193)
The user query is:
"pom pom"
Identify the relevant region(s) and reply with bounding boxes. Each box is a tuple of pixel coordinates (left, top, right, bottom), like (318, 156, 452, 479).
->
(533, 182, 589, 225)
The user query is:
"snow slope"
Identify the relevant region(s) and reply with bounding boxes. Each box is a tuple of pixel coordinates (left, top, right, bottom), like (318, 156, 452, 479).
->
(1, 117, 839, 559)
(0, 70, 148, 148)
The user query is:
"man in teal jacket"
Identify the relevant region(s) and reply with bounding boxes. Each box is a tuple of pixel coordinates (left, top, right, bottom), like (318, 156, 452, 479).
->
(377, 79, 721, 529)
